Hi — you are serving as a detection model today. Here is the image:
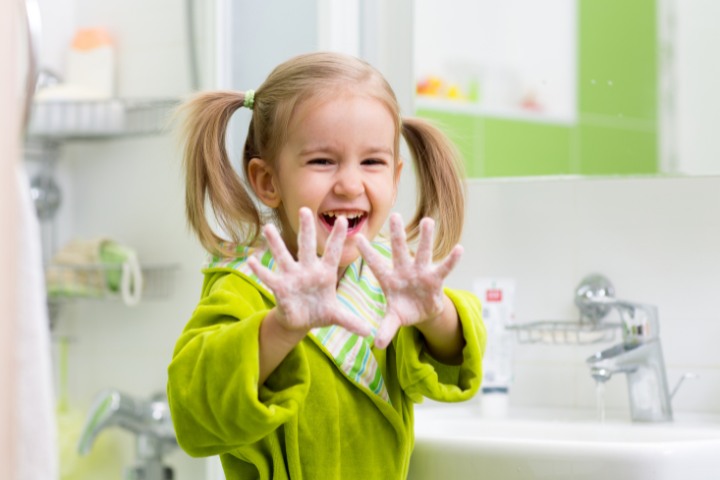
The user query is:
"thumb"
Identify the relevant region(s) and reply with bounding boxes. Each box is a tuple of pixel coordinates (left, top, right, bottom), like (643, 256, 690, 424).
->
(334, 310, 372, 338)
(374, 313, 401, 349)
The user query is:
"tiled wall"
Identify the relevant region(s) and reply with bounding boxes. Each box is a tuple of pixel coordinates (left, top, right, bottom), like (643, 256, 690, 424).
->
(444, 175, 720, 416)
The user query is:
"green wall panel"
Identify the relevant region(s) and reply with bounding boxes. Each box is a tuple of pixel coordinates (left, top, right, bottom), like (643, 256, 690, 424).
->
(578, 124, 657, 175)
(416, 109, 484, 177)
(578, 0, 658, 175)
(484, 119, 573, 177)
(579, 0, 657, 120)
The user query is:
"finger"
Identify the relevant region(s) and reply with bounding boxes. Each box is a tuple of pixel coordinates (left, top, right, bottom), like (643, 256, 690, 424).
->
(434, 244, 464, 279)
(356, 235, 392, 281)
(389, 213, 412, 268)
(263, 224, 296, 271)
(322, 216, 348, 268)
(248, 256, 280, 290)
(297, 207, 317, 263)
(414, 217, 435, 266)
(333, 310, 372, 337)
(374, 312, 401, 349)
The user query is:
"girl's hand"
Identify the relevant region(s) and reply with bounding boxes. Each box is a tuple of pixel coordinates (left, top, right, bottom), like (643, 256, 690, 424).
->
(356, 213, 463, 349)
(248, 207, 371, 338)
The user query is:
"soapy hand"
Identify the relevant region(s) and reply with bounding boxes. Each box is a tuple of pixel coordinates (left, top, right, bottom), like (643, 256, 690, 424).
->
(248, 207, 371, 337)
(356, 213, 463, 349)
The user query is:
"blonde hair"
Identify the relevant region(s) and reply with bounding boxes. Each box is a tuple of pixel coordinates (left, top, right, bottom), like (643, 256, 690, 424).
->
(180, 52, 465, 260)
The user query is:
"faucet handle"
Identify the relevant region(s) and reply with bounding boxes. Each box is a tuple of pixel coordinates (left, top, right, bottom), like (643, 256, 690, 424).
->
(670, 372, 699, 400)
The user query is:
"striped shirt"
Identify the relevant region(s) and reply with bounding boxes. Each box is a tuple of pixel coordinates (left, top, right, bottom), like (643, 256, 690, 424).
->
(205, 241, 392, 403)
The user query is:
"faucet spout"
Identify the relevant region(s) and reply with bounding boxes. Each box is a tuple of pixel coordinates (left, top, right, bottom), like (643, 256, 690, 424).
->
(589, 366, 634, 383)
(588, 343, 642, 383)
(77, 389, 144, 455)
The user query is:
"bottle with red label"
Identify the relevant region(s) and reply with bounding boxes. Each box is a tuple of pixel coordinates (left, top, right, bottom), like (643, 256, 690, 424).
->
(473, 278, 516, 417)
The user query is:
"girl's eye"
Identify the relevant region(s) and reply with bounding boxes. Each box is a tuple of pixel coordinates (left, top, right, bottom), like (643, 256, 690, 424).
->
(362, 158, 388, 166)
(308, 158, 333, 165)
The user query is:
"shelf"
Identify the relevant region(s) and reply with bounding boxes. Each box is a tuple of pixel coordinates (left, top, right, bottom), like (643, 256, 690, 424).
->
(507, 320, 620, 346)
(414, 97, 576, 125)
(45, 263, 179, 305)
(26, 98, 180, 140)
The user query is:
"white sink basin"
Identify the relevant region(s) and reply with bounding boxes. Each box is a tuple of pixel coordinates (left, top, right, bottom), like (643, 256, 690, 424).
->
(409, 405, 720, 480)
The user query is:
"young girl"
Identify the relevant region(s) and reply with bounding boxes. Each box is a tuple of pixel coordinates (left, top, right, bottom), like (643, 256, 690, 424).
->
(167, 52, 485, 480)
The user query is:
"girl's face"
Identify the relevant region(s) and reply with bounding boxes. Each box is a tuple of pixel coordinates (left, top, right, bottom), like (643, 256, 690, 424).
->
(272, 93, 400, 267)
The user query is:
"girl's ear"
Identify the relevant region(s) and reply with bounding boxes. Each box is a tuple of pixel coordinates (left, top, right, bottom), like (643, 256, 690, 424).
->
(247, 158, 281, 208)
(393, 159, 404, 203)
(394, 159, 404, 186)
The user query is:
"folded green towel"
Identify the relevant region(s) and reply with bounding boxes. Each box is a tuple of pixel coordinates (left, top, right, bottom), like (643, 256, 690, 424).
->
(46, 238, 143, 305)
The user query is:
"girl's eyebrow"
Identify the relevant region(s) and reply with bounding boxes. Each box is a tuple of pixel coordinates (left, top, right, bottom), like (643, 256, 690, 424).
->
(298, 144, 394, 156)
(365, 146, 395, 156)
(297, 144, 332, 156)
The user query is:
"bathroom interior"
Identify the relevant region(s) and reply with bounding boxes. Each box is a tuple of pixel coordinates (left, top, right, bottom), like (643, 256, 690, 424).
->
(7, 0, 720, 478)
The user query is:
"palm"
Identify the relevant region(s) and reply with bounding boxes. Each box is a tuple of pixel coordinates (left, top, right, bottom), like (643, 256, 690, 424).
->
(357, 214, 462, 349)
(248, 207, 370, 337)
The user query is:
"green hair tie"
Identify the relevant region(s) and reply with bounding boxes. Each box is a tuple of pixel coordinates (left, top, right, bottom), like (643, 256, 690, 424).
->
(243, 90, 255, 109)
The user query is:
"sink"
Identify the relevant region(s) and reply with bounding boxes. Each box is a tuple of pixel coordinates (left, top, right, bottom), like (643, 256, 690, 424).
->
(409, 405, 720, 480)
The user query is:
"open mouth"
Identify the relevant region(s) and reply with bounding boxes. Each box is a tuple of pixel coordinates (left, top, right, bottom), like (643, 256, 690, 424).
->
(320, 210, 367, 232)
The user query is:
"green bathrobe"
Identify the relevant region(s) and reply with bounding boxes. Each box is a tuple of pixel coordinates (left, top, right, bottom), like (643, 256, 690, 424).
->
(167, 243, 485, 479)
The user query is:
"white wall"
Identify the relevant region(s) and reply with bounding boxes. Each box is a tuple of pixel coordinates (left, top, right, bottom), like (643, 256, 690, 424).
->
(674, 0, 720, 175)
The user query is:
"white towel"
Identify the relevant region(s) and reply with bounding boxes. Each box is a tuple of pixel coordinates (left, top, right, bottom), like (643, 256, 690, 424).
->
(14, 168, 59, 480)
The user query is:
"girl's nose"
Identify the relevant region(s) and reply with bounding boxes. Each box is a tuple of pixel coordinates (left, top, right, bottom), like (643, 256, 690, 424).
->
(333, 167, 364, 198)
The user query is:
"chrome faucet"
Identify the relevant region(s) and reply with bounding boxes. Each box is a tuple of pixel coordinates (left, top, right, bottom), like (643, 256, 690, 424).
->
(578, 278, 673, 422)
(78, 389, 177, 480)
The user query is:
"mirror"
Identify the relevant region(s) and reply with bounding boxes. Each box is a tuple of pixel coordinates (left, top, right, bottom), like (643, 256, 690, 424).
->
(212, 0, 719, 178)
(414, 0, 720, 178)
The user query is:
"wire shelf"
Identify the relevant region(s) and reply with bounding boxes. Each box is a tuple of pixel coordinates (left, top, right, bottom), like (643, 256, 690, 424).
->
(45, 263, 179, 304)
(27, 98, 180, 140)
(506, 320, 620, 345)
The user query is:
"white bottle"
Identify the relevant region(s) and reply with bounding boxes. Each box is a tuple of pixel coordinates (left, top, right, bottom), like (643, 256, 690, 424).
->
(474, 278, 515, 418)
(35, 28, 116, 102)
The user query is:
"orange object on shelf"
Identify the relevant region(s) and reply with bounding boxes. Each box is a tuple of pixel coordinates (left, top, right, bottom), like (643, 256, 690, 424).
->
(71, 28, 113, 51)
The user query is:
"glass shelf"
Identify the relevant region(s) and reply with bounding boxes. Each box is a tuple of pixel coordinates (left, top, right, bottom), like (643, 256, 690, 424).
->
(507, 320, 620, 346)
(26, 98, 180, 140)
(45, 263, 179, 305)
(414, 97, 576, 125)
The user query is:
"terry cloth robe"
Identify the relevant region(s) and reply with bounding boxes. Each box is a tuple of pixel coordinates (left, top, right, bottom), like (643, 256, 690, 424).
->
(167, 240, 485, 480)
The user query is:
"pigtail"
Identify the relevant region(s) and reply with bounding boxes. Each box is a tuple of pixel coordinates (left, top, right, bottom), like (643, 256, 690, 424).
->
(179, 90, 262, 256)
(401, 116, 466, 260)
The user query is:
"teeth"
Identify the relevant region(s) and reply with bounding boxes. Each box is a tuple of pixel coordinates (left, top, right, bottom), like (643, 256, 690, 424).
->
(323, 210, 365, 219)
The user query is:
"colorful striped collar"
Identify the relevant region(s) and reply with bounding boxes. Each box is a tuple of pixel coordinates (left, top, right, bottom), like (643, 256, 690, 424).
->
(204, 240, 392, 403)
